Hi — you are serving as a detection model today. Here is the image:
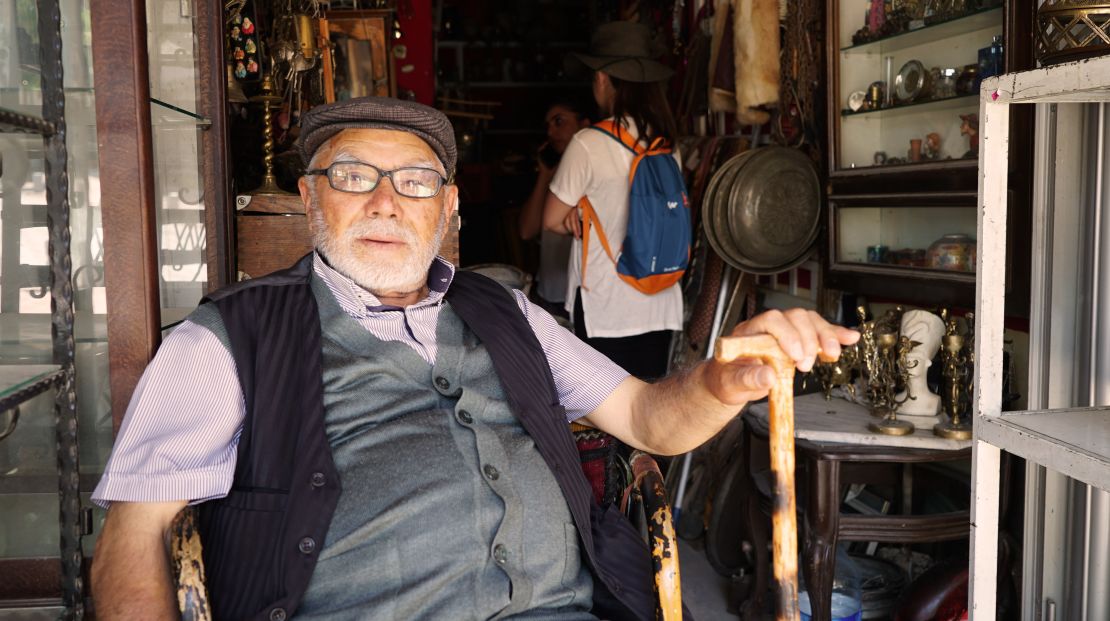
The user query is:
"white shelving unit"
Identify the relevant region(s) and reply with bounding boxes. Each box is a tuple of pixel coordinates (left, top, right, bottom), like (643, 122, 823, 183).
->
(973, 56, 1110, 619)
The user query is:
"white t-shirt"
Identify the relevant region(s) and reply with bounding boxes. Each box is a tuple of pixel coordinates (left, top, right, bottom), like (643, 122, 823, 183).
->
(548, 118, 684, 338)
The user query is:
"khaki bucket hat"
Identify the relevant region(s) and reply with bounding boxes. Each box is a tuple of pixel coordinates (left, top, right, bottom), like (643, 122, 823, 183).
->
(569, 21, 673, 83)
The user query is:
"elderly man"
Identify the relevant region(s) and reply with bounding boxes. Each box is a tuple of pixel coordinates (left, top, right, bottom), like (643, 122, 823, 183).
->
(90, 97, 857, 620)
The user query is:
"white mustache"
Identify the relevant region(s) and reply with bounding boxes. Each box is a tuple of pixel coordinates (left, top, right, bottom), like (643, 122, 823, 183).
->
(343, 219, 419, 245)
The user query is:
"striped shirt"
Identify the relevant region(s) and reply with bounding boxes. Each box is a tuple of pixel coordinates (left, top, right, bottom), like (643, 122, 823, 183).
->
(91, 253, 630, 507)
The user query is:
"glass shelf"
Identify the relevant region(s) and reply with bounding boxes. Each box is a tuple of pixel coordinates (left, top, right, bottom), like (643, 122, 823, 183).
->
(841, 5, 1003, 55)
(842, 94, 977, 118)
(0, 365, 63, 413)
(150, 97, 211, 126)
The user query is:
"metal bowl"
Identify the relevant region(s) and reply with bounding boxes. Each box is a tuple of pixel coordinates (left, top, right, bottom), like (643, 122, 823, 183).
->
(703, 150, 755, 267)
(704, 147, 820, 275)
(704, 150, 759, 271)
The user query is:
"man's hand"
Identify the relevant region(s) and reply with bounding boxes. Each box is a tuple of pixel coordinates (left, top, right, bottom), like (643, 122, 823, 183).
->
(704, 308, 860, 406)
(582, 308, 859, 456)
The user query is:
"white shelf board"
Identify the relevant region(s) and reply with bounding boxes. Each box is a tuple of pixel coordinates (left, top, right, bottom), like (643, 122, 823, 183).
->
(978, 407, 1110, 493)
(983, 55, 1110, 105)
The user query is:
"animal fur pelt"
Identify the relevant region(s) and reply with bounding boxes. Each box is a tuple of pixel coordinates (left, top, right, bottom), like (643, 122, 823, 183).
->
(707, 0, 781, 125)
(708, 1, 737, 115)
(734, 0, 780, 124)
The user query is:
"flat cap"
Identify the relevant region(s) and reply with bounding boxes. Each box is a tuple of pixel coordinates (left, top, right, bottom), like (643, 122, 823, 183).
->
(298, 97, 457, 177)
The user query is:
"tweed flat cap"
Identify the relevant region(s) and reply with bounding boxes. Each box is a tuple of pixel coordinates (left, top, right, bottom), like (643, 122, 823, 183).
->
(298, 97, 457, 177)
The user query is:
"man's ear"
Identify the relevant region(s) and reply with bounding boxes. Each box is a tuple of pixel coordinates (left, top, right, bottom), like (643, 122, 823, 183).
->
(441, 184, 460, 238)
(298, 176, 312, 210)
(299, 177, 318, 231)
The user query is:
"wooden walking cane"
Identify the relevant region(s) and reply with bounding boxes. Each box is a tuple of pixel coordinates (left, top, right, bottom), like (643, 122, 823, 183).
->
(714, 334, 801, 621)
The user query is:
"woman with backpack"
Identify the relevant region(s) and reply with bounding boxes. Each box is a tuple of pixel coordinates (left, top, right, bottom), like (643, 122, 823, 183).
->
(543, 21, 687, 381)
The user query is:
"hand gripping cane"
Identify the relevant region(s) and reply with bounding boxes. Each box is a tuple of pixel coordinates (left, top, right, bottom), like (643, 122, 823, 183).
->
(714, 334, 801, 621)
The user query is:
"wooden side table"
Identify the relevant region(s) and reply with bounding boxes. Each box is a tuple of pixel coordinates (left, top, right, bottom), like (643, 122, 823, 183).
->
(745, 393, 972, 621)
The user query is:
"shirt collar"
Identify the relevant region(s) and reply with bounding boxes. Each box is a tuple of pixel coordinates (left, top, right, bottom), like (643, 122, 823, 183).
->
(312, 251, 455, 317)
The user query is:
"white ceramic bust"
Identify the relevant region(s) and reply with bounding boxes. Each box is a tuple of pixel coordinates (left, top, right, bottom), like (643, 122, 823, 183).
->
(896, 310, 945, 417)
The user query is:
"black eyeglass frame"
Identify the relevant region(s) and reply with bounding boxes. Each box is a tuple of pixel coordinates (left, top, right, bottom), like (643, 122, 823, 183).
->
(305, 160, 451, 198)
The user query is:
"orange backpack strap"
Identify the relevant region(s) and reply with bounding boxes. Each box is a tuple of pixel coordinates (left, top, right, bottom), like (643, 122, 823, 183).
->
(590, 120, 645, 155)
(577, 196, 619, 292)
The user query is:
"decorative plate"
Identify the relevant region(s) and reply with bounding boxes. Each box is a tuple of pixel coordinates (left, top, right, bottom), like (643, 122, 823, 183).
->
(894, 59, 931, 103)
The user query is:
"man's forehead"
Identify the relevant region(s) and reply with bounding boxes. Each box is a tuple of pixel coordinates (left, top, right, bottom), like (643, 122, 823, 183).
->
(322, 128, 443, 166)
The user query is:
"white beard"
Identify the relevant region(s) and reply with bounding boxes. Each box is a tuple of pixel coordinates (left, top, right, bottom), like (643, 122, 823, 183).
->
(311, 204, 445, 296)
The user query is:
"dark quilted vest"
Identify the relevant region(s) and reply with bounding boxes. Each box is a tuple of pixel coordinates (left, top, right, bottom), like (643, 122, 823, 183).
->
(196, 255, 655, 621)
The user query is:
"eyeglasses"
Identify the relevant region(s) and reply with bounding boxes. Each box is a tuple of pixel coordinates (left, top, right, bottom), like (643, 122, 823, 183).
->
(305, 161, 449, 199)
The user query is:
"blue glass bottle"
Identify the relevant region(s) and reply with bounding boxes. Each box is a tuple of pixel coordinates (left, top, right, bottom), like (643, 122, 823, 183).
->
(976, 35, 1005, 90)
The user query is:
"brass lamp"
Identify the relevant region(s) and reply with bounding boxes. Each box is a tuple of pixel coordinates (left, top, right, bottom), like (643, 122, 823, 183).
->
(248, 74, 290, 195)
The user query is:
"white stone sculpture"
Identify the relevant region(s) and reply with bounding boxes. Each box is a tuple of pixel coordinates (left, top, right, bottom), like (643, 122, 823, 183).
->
(895, 310, 945, 417)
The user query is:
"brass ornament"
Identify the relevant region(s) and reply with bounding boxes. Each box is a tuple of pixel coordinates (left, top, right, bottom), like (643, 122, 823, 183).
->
(1036, 0, 1110, 66)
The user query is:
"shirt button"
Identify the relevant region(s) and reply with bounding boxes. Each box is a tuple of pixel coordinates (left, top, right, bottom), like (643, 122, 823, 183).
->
(483, 464, 500, 481)
(310, 472, 326, 488)
(298, 537, 316, 554)
(493, 543, 509, 564)
(270, 608, 287, 621)
(457, 409, 473, 424)
(435, 376, 450, 390)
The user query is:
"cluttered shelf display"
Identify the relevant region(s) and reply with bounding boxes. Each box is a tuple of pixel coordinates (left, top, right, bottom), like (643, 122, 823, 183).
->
(811, 306, 1019, 439)
(834, 0, 1002, 170)
(226, 0, 397, 196)
(832, 200, 977, 275)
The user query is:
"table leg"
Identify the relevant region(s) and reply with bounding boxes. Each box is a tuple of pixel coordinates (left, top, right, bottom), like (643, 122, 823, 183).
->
(803, 458, 840, 621)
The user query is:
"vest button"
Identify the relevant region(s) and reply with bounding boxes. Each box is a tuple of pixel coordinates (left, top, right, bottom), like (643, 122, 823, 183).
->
(269, 608, 287, 621)
(310, 472, 326, 488)
(435, 376, 450, 391)
(493, 543, 509, 565)
(483, 464, 500, 481)
(457, 409, 473, 424)
(298, 537, 316, 554)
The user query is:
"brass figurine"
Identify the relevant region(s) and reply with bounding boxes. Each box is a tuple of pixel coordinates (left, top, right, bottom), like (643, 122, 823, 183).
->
(935, 314, 973, 440)
(814, 343, 859, 399)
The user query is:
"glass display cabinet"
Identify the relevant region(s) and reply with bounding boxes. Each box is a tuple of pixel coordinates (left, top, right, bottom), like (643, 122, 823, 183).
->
(830, 0, 1003, 175)
(824, 0, 1032, 309)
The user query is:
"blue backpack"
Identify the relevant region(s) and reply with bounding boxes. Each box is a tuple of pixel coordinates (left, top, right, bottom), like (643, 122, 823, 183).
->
(577, 120, 691, 295)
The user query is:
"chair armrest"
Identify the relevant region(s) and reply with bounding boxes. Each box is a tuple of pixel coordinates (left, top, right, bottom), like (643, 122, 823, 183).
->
(630, 451, 683, 621)
(169, 506, 212, 621)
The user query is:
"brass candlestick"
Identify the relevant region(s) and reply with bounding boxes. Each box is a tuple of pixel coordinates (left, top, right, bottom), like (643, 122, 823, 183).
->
(249, 74, 291, 195)
(935, 327, 973, 440)
(867, 332, 916, 435)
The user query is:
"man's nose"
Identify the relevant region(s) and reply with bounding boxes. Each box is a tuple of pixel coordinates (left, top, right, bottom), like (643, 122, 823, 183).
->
(363, 179, 402, 217)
